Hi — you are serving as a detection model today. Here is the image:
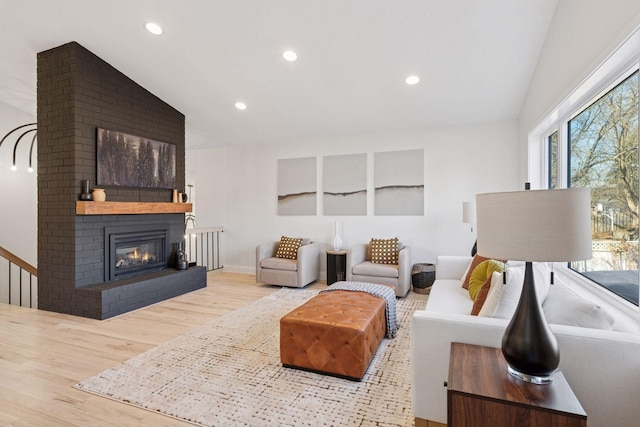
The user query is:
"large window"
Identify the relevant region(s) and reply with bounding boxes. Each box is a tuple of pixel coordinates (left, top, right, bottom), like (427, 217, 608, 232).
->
(550, 71, 639, 305)
(548, 131, 558, 189)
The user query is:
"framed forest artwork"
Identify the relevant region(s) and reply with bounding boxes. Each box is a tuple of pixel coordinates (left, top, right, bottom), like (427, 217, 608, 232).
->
(97, 128, 176, 189)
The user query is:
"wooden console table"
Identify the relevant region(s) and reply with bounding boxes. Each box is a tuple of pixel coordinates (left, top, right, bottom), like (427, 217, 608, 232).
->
(447, 342, 586, 427)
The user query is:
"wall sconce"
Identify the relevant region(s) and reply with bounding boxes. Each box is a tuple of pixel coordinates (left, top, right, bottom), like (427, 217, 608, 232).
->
(462, 201, 477, 255)
(1, 123, 37, 172)
(462, 201, 476, 232)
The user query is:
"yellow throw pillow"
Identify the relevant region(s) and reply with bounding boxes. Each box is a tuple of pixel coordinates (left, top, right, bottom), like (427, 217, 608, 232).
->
(468, 259, 505, 301)
(275, 236, 303, 260)
(461, 255, 491, 290)
(370, 237, 399, 264)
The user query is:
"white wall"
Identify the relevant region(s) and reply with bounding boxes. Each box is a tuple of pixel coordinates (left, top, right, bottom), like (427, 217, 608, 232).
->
(0, 101, 37, 265)
(518, 0, 640, 184)
(187, 121, 518, 275)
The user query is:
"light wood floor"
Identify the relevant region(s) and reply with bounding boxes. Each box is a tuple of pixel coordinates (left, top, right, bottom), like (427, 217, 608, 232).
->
(0, 271, 426, 426)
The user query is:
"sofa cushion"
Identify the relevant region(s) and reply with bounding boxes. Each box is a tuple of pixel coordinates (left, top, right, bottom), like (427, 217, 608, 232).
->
(543, 283, 616, 330)
(352, 261, 399, 278)
(477, 272, 505, 316)
(461, 255, 491, 289)
(260, 257, 298, 271)
(370, 237, 399, 264)
(471, 272, 501, 315)
(425, 279, 473, 314)
(468, 260, 505, 300)
(491, 263, 552, 319)
(275, 236, 303, 259)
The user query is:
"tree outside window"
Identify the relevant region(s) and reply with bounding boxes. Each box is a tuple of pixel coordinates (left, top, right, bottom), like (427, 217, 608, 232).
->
(568, 71, 639, 305)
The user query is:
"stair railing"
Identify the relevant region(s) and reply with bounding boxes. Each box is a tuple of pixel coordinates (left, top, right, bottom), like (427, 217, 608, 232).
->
(184, 226, 224, 271)
(0, 246, 37, 308)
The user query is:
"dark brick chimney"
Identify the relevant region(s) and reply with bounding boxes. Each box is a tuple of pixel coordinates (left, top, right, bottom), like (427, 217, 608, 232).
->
(37, 42, 204, 319)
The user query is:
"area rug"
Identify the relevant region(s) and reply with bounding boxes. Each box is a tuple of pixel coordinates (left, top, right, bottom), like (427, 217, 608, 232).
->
(75, 288, 425, 426)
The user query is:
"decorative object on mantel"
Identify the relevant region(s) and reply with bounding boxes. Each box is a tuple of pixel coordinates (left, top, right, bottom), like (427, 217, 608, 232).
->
(181, 191, 188, 203)
(79, 180, 93, 201)
(172, 189, 178, 203)
(92, 188, 106, 202)
(185, 185, 196, 229)
(331, 221, 343, 251)
(475, 184, 592, 384)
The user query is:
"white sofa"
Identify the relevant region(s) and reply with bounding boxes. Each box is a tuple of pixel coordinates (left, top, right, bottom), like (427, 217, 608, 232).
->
(411, 255, 640, 427)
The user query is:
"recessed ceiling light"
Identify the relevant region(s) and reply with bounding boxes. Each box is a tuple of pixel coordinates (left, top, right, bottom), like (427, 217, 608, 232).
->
(145, 22, 163, 35)
(235, 102, 247, 110)
(282, 50, 298, 62)
(405, 75, 420, 85)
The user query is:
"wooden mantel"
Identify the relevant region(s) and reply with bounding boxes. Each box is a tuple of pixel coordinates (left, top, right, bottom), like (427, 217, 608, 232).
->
(76, 201, 192, 215)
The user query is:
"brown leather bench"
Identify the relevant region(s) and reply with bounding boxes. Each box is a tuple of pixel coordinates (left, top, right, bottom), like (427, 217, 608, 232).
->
(280, 290, 387, 380)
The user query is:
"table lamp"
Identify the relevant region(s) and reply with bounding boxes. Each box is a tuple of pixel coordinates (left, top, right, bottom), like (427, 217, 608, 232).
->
(462, 201, 477, 256)
(475, 187, 592, 384)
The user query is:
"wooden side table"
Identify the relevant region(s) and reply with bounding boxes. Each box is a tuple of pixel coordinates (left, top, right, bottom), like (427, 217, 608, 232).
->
(447, 342, 587, 427)
(326, 250, 347, 285)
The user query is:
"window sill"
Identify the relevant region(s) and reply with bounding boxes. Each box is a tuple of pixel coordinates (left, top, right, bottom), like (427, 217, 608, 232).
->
(554, 265, 640, 331)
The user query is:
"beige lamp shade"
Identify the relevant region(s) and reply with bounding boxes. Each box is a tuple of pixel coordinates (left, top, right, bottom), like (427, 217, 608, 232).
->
(462, 201, 476, 224)
(475, 188, 592, 262)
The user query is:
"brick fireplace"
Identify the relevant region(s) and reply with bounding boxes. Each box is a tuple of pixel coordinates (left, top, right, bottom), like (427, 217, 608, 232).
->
(37, 42, 206, 320)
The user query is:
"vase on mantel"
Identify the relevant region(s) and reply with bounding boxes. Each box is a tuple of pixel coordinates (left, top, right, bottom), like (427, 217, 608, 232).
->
(80, 179, 93, 201)
(331, 221, 343, 251)
(92, 188, 106, 202)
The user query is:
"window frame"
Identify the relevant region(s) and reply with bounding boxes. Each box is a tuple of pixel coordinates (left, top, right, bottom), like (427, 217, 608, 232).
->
(528, 26, 640, 320)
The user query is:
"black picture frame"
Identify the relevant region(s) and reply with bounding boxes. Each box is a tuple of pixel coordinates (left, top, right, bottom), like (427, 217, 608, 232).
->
(96, 128, 176, 189)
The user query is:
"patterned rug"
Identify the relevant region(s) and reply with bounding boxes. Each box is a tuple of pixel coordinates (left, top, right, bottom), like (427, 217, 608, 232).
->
(75, 288, 425, 426)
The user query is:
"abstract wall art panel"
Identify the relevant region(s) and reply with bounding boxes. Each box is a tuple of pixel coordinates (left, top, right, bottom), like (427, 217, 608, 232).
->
(277, 157, 317, 215)
(374, 149, 424, 215)
(323, 153, 367, 215)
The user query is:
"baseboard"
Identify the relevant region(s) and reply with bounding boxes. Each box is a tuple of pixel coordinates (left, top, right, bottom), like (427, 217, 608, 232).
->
(220, 265, 255, 275)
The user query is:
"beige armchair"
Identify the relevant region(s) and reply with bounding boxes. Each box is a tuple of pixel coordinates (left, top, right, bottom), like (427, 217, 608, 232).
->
(256, 239, 320, 288)
(346, 242, 411, 297)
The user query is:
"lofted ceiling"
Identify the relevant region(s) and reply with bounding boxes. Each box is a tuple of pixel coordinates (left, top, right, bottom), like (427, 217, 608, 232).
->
(0, 0, 558, 149)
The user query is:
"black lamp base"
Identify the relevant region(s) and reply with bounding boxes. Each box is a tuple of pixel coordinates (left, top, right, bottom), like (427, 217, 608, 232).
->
(507, 364, 554, 384)
(501, 261, 559, 384)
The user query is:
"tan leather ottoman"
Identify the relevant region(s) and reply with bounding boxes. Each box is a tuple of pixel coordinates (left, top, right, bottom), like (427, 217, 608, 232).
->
(280, 290, 387, 380)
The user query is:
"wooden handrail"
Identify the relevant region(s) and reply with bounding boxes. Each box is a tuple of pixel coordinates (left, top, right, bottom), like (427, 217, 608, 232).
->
(0, 246, 37, 276)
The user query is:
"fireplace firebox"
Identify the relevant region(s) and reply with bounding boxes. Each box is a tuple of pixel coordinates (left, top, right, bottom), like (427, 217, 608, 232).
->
(105, 225, 170, 281)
